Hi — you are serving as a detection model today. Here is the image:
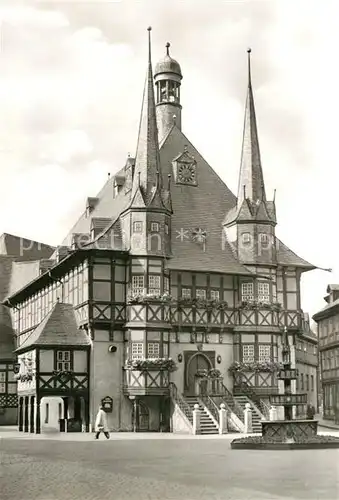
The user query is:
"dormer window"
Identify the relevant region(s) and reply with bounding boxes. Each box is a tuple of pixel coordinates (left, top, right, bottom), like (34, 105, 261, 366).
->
(151, 222, 160, 232)
(133, 221, 143, 233)
(113, 182, 119, 197)
(242, 233, 251, 244)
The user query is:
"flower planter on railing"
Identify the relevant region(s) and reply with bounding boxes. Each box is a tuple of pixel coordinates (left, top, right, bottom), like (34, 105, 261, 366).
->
(125, 358, 177, 372)
(239, 301, 282, 312)
(127, 292, 173, 305)
(15, 373, 33, 382)
(53, 370, 73, 381)
(228, 361, 283, 374)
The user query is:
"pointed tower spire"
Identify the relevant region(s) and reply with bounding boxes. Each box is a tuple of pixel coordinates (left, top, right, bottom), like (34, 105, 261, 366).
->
(236, 49, 266, 209)
(131, 27, 162, 204)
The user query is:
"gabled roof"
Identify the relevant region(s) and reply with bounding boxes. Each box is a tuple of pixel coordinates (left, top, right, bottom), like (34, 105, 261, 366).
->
(16, 302, 91, 352)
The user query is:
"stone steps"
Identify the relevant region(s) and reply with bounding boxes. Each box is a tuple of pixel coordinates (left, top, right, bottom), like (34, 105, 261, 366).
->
(234, 396, 263, 433)
(185, 397, 219, 435)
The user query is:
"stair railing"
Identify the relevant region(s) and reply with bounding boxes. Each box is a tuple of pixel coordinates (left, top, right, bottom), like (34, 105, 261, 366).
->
(199, 394, 220, 424)
(235, 381, 269, 419)
(219, 383, 245, 422)
(169, 382, 193, 423)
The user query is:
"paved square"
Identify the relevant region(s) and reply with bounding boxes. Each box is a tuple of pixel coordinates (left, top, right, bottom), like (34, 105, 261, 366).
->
(1, 435, 339, 500)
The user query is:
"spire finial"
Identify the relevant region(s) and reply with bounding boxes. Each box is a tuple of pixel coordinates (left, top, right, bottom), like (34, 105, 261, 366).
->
(247, 48, 252, 87)
(147, 27, 152, 62)
(166, 42, 170, 56)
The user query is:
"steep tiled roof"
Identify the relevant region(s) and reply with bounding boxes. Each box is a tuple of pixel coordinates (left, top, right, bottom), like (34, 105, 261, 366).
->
(55, 169, 131, 253)
(276, 238, 315, 269)
(313, 297, 339, 321)
(16, 302, 91, 352)
(158, 126, 254, 275)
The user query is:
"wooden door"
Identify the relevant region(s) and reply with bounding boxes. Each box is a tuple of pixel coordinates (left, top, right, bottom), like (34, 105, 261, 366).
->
(187, 354, 210, 395)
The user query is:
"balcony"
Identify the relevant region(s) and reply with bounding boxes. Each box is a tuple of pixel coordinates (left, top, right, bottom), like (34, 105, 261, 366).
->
(123, 358, 175, 396)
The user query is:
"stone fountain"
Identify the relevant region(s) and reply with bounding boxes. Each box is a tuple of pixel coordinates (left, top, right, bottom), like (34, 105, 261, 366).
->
(231, 328, 339, 450)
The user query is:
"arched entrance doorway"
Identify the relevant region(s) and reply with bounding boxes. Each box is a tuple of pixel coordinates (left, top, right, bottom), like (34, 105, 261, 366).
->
(186, 353, 212, 395)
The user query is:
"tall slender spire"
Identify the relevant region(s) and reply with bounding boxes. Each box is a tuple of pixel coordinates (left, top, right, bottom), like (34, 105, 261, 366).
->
(131, 27, 162, 204)
(236, 48, 266, 208)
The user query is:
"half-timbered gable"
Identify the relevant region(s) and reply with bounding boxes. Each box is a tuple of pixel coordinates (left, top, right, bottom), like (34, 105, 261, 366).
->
(15, 301, 91, 433)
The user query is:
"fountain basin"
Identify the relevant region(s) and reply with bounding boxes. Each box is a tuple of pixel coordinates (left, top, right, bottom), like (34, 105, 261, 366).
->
(231, 434, 339, 450)
(231, 420, 339, 450)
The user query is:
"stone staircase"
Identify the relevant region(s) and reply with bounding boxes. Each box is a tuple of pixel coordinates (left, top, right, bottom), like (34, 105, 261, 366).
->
(233, 395, 263, 433)
(184, 396, 219, 435)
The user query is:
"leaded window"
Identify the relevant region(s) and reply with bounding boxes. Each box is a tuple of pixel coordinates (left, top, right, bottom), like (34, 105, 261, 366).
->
(132, 275, 144, 295)
(131, 342, 143, 360)
(258, 282, 270, 303)
(259, 345, 271, 362)
(242, 344, 255, 363)
(181, 288, 191, 298)
(210, 290, 220, 300)
(241, 282, 254, 301)
(148, 275, 161, 295)
(196, 289, 206, 300)
(147, 342, 160, 357)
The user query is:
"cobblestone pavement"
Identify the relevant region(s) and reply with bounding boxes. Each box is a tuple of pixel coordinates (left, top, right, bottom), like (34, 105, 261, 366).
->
(1, 437, 339, 500)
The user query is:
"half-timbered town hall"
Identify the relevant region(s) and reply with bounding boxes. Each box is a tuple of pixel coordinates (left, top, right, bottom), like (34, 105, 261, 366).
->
(0, 29, 318, 434)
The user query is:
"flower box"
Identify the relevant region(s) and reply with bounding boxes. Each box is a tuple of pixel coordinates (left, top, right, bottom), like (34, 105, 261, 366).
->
(127, 292, 173, 305)
(240, 301, 282, 311)
(125, 358, 176, 372)
(228, 361, 283, 374)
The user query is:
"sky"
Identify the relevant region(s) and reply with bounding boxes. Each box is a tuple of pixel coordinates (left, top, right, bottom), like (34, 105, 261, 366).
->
(0, 0, 337, 320)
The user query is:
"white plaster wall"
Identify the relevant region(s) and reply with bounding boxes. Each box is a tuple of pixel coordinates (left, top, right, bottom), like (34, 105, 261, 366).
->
(41, 396, 63, 433)
(171, 403, 192, 434)
(90, 329, 124, 431)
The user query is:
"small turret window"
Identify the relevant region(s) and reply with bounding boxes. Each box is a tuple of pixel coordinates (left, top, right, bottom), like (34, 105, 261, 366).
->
(133, 221, 143, 233)
(242, 232, 251, 244)
(151, 222, 159, 232)
(259, 233, 269, 244)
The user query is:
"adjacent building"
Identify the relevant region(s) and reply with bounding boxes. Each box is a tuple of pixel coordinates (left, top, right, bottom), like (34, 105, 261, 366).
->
(1, 31, 318, 434)
(0, 233, 54, 425)
(313, 285, 339, 421)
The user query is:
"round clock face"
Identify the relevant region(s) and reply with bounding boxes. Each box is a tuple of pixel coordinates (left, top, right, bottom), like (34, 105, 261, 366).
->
(178, 162, 196, 184)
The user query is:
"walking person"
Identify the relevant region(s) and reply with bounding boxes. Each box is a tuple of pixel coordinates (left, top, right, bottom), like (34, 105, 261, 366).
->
(94, 406, 110, 439)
